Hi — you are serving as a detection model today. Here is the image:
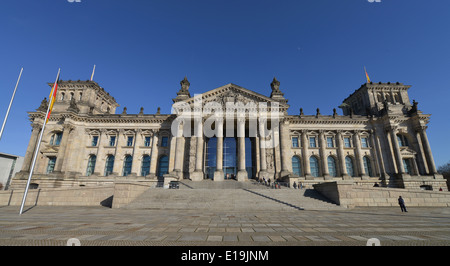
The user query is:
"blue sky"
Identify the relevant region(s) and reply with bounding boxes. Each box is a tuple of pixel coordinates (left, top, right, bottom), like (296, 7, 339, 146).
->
(0, 0, 449, 167)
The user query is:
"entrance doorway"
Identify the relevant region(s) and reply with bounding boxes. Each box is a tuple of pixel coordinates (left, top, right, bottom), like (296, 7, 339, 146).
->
(205, 137, 255, 180)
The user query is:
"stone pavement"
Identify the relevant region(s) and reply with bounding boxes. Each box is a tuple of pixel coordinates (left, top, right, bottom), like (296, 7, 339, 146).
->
(0, 205, 449, 246)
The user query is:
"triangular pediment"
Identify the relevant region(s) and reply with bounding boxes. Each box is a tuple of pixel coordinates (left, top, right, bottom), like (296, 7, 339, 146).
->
(400, 147, 417, 156)
(178, 83, 289, 110)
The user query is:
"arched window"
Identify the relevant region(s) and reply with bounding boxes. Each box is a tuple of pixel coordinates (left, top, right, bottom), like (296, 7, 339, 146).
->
(345, 156, 355, 177)
(157, 155, 169, 177)
(363, 156, 373, 177)
(327, 156, 337, 177)
(86, 155, 97, 176)
(123, 155, 133, 176)
(309, 156, 320, 177)
(141, 155, 151, 176)
(292, 156, 302, 176)
(104, 155, 115, 176)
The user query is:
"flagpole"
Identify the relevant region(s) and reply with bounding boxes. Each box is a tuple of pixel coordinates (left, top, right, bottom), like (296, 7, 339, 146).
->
(0, 67, 23, 141)
(90, 64, 96, 81)
(19, 68, 60, 215)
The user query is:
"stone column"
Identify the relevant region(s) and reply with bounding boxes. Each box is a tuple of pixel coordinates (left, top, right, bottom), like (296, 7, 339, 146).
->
(414, 128, 429, 175)
(54, 124, 74, 173)
(272, 122, 282, 178)
(213, 118, 224, 181)
(301, 130, 311, 178)
(353, 131, 366, 178)
(389, 127, 405, 174)
(419, 126, 437, 174)
(258, 118, 268, 181)
(370, 129, 384, 177)
(149, 130, 159, 178)
(173, 122, 184, 179)
(21, 123, 42, 173)
(319, 130, 330, 179)
(255, 135, 260, 174)
(279, 120, 291, 177)
(191, 119, 204, 181)
(336, 131, 349, 178)
(237, 118, 248, 181)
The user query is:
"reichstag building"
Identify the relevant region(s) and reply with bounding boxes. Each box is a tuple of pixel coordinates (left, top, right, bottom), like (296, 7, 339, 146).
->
(11, 77, 447, 191)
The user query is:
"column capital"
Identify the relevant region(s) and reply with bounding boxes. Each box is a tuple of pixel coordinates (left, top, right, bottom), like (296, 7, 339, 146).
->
(415, 125, 428, 133)
(385, 125, 398, 133)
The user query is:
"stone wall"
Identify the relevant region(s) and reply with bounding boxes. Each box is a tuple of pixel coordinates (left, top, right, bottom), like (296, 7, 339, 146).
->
(0, 186, 114, 207)
(314, 181, 450, 208)
(111, 181, 156, 208)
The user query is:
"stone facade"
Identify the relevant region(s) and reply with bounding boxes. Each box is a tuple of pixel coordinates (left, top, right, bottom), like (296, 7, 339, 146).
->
(10, 78, 448, 191)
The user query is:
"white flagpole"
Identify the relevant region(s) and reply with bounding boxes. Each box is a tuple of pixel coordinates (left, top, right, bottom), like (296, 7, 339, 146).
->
(90, 64, 96, 81)
(0, 67, 23, 141)
(19, 68, 60, 215)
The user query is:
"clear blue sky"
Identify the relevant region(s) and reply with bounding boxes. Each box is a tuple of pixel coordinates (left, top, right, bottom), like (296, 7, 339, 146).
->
(0, 0, 449, 167)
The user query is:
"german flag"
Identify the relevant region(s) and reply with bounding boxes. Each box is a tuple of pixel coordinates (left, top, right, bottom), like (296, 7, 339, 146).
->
(46, 69, 60, 124)
(364, 66, 371, 83)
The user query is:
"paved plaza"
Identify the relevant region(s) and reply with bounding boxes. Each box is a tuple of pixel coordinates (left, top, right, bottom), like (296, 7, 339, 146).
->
(0, 204, 449, 246)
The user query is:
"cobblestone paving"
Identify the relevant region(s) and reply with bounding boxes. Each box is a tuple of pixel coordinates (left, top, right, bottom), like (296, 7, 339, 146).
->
(0, 205, 449, 246)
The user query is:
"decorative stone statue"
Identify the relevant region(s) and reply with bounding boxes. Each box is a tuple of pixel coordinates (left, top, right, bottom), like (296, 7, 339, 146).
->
(37, 98, 48, 112)
(180, 76, 190, 92)
(270, 77, 281, 93)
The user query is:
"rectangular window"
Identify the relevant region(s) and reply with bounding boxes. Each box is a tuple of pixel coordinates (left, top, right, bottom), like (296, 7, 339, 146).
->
(344, 137, 351, 148)
(91, 136, 99, 146)
(51, 132, 63, 146)
(403, 159, 412, 174)
(127, 136, 133, 147)
(292, 137, 299, 148)
(326, 137, 334, 148)
(144, 136, 151, 147)
(161, 136, 168, 147)
(109, 136, 116, 147)
(309, 137, 316, 148)
(47, 157, 57, 174)
(361, 137, 369, 148)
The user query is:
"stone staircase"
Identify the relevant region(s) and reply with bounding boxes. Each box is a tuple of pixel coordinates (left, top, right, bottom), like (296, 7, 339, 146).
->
(123, 180, 343, 211)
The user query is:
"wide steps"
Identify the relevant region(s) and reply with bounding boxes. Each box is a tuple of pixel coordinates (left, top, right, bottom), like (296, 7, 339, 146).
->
(123, 182, 342, 211)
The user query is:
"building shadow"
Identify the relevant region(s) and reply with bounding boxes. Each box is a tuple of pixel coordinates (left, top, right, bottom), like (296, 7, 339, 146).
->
(243, 189, 304, 211)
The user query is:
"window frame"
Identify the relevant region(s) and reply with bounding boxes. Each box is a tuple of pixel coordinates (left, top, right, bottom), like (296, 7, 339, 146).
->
(47, 157, 57, 174)
(292, 137, 299, 148)
(309, 137, 317, 148)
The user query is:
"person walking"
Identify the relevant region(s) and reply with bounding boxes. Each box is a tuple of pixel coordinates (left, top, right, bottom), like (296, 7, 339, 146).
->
(398, 196, 407, 212)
